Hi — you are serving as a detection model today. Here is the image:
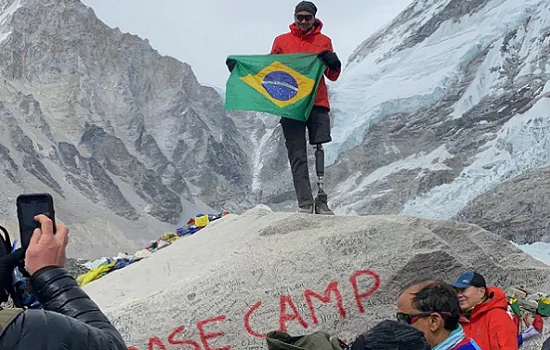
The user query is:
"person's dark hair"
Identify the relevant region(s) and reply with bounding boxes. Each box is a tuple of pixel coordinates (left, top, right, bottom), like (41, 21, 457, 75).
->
(399, 279, 434, 296)
(295, 1, 317, 15)
(411, 281, 461, 331)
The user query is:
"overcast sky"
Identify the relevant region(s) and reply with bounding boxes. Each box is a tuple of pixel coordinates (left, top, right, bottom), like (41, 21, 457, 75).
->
(81, 0, 413, 87)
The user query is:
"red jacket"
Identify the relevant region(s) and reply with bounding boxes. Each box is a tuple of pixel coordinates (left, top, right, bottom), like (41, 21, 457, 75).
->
(460, 287, 519, 350)
(270, 19, 340, 110)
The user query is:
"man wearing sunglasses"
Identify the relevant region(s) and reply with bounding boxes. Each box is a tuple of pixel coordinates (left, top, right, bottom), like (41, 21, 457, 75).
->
(270, 1, 341, 215)
(396, 280, 481, 349)
(452, 271, 518, 350)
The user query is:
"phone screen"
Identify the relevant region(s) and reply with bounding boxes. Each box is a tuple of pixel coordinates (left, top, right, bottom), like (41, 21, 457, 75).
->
(18, 198, 53, 250)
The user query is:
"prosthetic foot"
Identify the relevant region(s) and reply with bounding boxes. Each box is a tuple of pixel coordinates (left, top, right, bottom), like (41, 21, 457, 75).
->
(314, 144, 335, 215)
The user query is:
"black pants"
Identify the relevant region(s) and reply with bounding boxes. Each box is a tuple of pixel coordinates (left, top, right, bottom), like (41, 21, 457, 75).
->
(280, 106, 332, 208)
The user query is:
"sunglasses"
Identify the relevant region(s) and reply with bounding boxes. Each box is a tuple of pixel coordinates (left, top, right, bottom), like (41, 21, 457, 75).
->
(296, 14, 314, 21)
(396, 311, 451, 324)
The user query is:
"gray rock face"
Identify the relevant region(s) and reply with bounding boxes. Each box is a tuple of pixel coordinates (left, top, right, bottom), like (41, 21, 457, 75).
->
(456, 166, 550, 244)
(56, 141, 139, 221)
(78, 123, 183, 223)
(396, 0, 493, 52)
(65, 257, 90, 279)
(83, 208, 550, 350)
(0, 0, 254, 256)
(6, 120, 63, 196)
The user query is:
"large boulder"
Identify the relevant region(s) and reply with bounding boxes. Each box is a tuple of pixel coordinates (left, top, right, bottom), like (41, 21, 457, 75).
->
(84, 208, 550, 349)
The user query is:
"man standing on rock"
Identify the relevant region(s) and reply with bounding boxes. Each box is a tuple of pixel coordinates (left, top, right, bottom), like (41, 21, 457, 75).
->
(270, 1, 342, 215)
(452, 271, 518, 349)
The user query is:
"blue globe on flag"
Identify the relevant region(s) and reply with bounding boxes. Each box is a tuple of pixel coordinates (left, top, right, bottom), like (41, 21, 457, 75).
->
(261, 71, 298, 101)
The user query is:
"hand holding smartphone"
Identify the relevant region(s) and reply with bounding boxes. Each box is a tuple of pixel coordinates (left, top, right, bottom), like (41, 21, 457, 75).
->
(16, 193, 56, 251)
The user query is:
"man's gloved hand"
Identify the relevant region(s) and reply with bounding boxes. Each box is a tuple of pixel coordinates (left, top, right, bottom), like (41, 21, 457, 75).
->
(226, 58, 236, 73)
(0, 248, 25, 303)
(318, 50, 341, 71)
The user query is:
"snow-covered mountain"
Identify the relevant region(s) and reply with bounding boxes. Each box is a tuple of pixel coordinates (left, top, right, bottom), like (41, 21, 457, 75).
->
(2, 0, 549, 259)
(0, 0, 256, 257)
(319, 0, 550, 242)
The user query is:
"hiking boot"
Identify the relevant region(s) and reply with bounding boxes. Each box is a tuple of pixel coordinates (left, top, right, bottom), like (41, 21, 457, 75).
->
(314, 192, 335, 215)
(297, 204, 314, 214)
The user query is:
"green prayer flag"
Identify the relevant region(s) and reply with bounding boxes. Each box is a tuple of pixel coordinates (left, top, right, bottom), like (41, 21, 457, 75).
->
(509, 298, 522, 316)
(224, 53, 326, 122)
(538, 298, 550, 316)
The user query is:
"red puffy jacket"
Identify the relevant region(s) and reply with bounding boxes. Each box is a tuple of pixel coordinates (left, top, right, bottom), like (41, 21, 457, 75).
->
(460, 287, 519, 350)
(270, 19, 340, 110)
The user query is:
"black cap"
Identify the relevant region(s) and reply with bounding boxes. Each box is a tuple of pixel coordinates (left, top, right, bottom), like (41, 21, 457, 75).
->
(452, 271, 487, 289)
(295, 1, 317, 15)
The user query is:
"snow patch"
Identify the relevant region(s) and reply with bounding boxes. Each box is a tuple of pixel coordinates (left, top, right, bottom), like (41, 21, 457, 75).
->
(251, 125, 276, 192)
(0, 0, 21, 44)
(516, 6, 550, 77)
(333, 145, 452, 215)
(0, 31, 10, 44)
(449, 36, 505, 119)
(513, 242, 550, 266)
(0, 0, 21, 25)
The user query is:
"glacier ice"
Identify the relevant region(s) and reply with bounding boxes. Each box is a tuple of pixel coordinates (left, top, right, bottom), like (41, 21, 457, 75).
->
(400, 98, 550, 219)
(327, 0, 545, 166)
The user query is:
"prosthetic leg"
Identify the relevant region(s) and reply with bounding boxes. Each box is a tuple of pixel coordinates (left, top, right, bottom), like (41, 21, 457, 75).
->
(314, 144, 335, 215)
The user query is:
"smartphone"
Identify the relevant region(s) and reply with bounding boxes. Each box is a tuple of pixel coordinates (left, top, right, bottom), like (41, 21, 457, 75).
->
(16, 193, 56, 250)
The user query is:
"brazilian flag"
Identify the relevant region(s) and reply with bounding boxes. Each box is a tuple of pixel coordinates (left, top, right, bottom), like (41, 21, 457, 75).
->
(224, 53, 326, 122)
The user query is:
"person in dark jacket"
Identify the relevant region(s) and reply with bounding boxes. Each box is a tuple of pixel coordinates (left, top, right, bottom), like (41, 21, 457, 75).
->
(270, 1, 342, 215)
(543, 336, 550, 350)
(349, 319, 431, 350)
(0, 215, 127, 349)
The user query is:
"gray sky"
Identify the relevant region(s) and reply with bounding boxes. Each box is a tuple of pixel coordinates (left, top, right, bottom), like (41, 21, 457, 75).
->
(81, 0, 413, 87)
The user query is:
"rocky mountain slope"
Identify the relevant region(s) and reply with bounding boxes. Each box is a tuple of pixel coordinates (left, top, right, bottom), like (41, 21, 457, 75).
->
(0, 0, 255, 257)
(456, 166, 550, 244)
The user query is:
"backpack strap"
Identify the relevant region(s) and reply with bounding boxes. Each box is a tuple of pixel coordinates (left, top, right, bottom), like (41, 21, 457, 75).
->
(0, 225, 12, 258)
(0, 307, 24, 338)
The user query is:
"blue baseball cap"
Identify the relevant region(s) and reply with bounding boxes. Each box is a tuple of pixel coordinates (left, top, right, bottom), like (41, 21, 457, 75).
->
(452, 271, 487, 289)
